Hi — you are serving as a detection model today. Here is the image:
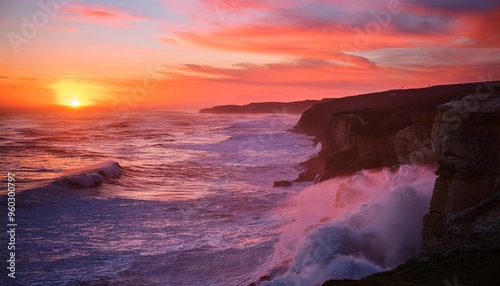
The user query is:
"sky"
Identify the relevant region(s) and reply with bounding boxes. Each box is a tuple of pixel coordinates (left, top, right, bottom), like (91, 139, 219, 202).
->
(0, 0, 499, 110)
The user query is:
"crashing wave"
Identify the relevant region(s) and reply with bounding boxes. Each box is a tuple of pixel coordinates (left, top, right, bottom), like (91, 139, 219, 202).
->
(257, 165, 436, 285)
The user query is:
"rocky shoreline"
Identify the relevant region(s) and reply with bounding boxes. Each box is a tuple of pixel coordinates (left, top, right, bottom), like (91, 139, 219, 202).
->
(246, 81, 500, 285)
(293, 82, 499, 180)
(297, 82, 500, 285)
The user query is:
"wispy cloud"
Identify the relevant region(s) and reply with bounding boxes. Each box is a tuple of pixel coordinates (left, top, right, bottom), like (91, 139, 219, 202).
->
(61, 3, 146, 28)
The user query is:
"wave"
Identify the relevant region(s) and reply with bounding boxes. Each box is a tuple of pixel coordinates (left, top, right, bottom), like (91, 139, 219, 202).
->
(62, 160, 123, 187)
(16, 160, 123, 192)
(257, 165, 436, 285)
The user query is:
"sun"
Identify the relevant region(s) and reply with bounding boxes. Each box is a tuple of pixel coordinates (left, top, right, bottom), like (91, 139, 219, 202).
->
(70, 99, 80, 107)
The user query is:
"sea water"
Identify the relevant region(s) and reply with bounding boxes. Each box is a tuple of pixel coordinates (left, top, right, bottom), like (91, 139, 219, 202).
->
(0, 110, 435, 286)
(0, 110, 316, 285)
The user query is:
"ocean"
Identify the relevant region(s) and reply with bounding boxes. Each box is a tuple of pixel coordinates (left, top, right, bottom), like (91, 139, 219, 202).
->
(0, 111, 317, 285)
(0, 110, 436, 286)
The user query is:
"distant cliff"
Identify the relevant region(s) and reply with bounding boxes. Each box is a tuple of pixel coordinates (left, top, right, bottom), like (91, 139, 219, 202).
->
(199, 100, 320, 114)
(294, 82, 499, 181)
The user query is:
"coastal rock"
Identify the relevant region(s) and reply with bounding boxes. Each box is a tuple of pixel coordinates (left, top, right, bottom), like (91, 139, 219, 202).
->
(427, 93, 500, 214)
(251, 82, 500, 286)
(277, 82, 500, 286)
(273, 180, 293, 187)
(294, 82, 493, 181)
(392, 112, 437, 165)
(422, 93, 500, 244)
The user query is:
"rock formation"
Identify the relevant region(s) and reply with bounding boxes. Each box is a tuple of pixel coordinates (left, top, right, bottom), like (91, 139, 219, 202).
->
(422, 93, 500, 252)
(199, 100, 319, 114)
(290, 82, 500, 285)
(273, 180, 293, 187)
(247, 82, 500, 286)
(294, 82, 498, 181)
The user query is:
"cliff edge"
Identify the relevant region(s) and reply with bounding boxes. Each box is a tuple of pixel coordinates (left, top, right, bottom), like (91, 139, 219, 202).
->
(319, 89, 500, 285)
(421, 93, 500, 254)
(294, 82, 499, 181)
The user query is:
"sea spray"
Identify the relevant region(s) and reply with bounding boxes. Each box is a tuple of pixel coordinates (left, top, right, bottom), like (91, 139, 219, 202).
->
(259, 165, 436, 285)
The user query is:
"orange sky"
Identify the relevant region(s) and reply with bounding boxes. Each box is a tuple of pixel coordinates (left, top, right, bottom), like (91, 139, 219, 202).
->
(1, 0, 499, 110)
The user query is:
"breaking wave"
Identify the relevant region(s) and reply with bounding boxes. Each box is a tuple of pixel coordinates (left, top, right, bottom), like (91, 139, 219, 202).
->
(15, 160, 123, 192)
(258, 165, 436, 285)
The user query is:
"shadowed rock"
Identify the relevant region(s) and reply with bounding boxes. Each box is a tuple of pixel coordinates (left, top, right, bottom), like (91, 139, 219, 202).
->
(273, 180, 293, 187)
(294, 81, 500, 181)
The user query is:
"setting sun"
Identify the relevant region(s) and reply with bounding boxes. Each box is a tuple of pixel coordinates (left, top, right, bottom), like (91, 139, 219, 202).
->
(50, 79, 106, 107)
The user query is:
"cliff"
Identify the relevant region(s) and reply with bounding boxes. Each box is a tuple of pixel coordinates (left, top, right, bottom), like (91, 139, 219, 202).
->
(199, 100, 319, 114)
(294, 82, 499, 180)
(421, 93, 500, 253)
(318, 90, 500, 285)
(314, 88, 500, 285)
(247, 82, 499, 286)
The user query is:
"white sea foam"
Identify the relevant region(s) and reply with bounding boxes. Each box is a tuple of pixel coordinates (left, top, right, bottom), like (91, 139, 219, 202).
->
(259, 165, 436, 285)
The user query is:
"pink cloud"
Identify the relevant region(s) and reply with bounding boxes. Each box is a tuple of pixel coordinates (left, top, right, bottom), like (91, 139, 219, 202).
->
(149, 0, 500, 108)
(460, 8, 500, 47)
(174, 23, 427, 67)
(164, 0, 500, 78)
(61, 4, 145, 28)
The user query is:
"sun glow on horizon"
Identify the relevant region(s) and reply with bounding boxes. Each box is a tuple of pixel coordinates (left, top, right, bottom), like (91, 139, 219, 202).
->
(50, 79, 114, 108)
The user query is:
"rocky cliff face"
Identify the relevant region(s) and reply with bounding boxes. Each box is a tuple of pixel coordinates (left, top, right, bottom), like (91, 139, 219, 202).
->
(392, 111, 437, 165)
(323, 109, 438, 178)
(295, 83, 494, 180)
(318, 88, 500, 285)
(422, 93, 500, 250)
(321, 108, 408, 177)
